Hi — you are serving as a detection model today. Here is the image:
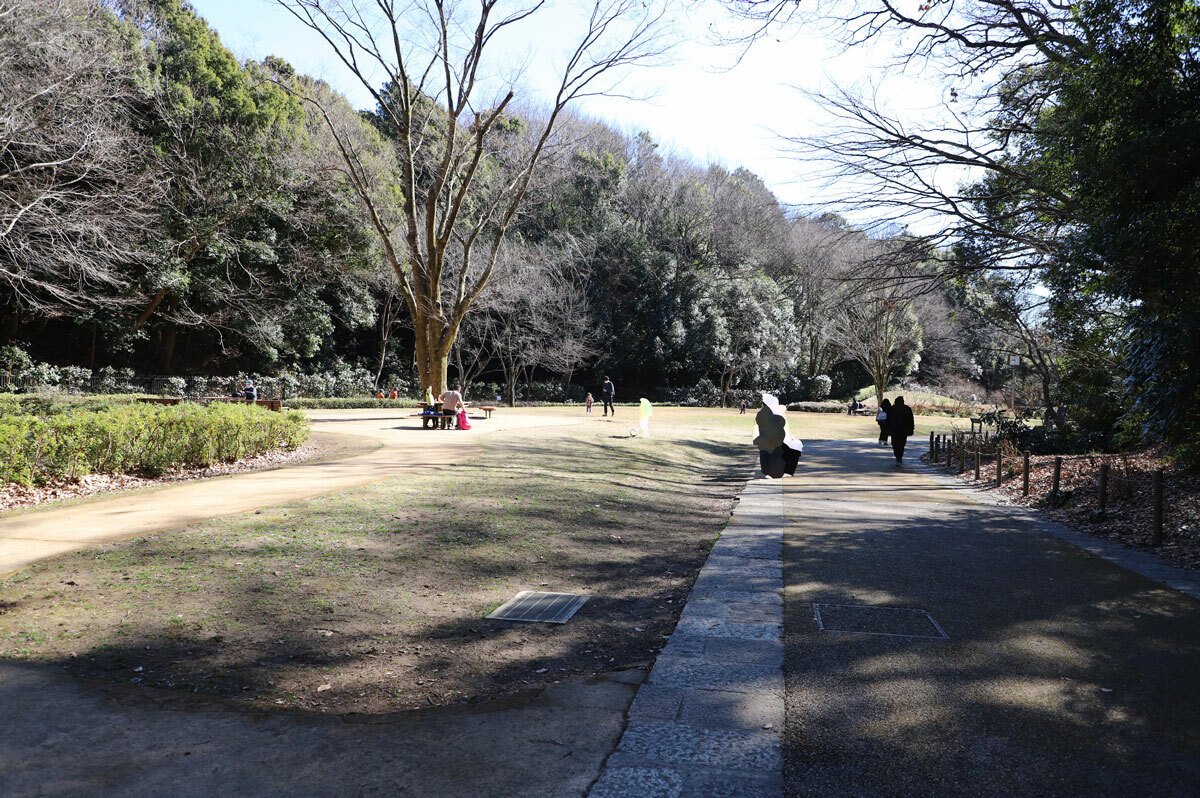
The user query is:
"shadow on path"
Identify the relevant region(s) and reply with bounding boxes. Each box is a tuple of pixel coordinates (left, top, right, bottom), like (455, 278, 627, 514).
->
(783, 439, 1200, 797)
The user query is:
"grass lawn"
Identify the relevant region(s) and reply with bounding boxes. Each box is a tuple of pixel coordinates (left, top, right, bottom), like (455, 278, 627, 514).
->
(0, 407, 943, 714)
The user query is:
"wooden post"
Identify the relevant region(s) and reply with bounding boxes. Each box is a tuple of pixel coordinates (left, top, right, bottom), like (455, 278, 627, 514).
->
(996, 451, 1003, 486)
(1152, 469, 1164, 546)
(974, 450, 981, 480)
(929, 431, 935, 458)
(958, 443, 966, 474)
(1022, 451, 1031, 496)
(1098, 462, 1109, 514)
(1052, 457, 1062, 495)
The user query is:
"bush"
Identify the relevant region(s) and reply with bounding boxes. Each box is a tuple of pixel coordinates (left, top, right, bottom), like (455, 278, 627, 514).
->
(285, 397, 421, 410)
(0, 402, 310, 485)
(809, 374, 832, 401)
(785, 401, 846, 413)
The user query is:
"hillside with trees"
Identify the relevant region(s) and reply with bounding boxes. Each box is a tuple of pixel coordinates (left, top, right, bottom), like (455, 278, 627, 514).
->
(3, 0, 1196, 467)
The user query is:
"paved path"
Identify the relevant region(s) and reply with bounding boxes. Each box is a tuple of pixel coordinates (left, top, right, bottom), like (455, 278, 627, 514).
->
(781, 439, 1200, 796)
(589, 474, 785, 797)
(0, 660, 644, 797)
(0, 410, 580, 576)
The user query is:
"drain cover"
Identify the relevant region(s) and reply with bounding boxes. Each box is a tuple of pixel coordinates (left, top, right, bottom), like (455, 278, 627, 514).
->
(813, 604, 948, 639)
(487, 591, 589, 624)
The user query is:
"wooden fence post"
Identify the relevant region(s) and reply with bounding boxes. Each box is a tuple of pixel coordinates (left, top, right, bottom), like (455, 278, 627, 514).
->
(996, 451, 1003, 487)
(1098, 462, 1109, 514)
(974, 450, 981, 480)
(1052, 457, 1062, 495)
(958, 442, 966, 474)
(1153, 469, 1164, 546)
(1023, 451, 1031, 496)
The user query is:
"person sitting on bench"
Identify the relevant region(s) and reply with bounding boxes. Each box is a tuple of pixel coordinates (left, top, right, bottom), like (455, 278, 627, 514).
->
(439, 385, 464, 429)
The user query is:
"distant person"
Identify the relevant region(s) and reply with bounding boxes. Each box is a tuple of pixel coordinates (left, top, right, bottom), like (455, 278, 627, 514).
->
(886, 395, 915, 466)
(375, 389, 385, 399)
(389, 388, 399, 400)
(585, 392, 594, 414)
(243, 380, 257, 402)
(601, 377, 615, 416)
(739, 399, 747, 415)
(876, 398, 891, 445)
(439, 385, 464, 430)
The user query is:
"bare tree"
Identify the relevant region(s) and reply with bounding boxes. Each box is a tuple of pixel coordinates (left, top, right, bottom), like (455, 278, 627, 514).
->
(0, 0, 158, 326)
(475, 240, 597, 405)
(830, 277, 922, 406)
(280, 0, 672, 395)
(720, 1, 1087, 283)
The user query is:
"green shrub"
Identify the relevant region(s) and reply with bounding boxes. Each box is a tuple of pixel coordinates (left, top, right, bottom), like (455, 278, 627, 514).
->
(284, 397, 420, 410)
(0, 403, 310, 485)
(786, 402, 847, 413)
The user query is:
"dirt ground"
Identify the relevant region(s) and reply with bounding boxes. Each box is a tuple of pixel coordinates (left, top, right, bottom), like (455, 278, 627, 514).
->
(0, 412, 749, 715)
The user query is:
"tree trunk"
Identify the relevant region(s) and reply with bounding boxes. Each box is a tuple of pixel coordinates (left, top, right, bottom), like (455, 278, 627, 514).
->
(159, 327, 177, 372)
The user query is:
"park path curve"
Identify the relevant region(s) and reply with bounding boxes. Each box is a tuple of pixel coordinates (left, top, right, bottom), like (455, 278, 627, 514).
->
(0, 409, 582, 577)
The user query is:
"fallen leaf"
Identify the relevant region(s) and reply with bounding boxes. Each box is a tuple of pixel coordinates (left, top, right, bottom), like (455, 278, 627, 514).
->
(317, 683, 332, 692)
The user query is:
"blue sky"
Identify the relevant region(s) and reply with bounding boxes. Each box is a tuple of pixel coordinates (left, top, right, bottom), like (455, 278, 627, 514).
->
(191, 0, 943, 214)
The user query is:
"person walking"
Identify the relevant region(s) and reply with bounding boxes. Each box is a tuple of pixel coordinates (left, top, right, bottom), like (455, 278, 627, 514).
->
(739, 399, 748, 415)
(601, 377, 615, 416)
(886, 395, 915, 466)
(585, 393, 594, 414)
(876, 398, 891, 445)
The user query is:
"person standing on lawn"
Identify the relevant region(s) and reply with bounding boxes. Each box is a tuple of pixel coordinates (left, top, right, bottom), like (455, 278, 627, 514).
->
(585, 393, 594, 414)
(876, 398, 891, 445)
(886, 395, 915, 466)
(601, 377, 616, 416)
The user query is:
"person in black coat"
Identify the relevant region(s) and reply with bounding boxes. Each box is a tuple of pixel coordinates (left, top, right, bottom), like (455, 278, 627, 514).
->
(886, 395, 915, 465)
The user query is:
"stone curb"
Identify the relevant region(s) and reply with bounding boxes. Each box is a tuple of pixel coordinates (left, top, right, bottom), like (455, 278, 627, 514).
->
(588, 475, 784, 798)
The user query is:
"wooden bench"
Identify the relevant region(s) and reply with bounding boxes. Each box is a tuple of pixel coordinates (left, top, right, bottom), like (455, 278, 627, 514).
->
(137, 397, 181, 406)
(851, 407, 875, 416)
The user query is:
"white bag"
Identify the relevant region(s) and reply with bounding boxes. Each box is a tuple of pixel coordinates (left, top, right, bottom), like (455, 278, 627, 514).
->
(876, 410, 887, 421)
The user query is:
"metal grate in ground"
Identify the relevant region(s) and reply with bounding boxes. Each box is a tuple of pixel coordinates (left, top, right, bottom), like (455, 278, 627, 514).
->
(813, 604, 949, 639)
(487, 591, 589, 624)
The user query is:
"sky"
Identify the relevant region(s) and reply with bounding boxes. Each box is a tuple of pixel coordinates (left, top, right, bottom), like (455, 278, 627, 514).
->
(190, 0, 946, 217)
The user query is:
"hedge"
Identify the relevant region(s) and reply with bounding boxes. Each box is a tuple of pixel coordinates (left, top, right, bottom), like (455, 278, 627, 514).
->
(0, 402, 310, 486)
(786, 402, 848, 413)
(284, 397, 423, 410)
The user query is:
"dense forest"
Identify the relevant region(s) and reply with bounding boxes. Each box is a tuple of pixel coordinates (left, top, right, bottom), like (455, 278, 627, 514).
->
(2, 0, 1198, 464)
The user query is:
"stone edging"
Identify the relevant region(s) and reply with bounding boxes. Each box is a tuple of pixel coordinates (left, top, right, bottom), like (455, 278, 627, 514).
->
(588, 475, 785, 798)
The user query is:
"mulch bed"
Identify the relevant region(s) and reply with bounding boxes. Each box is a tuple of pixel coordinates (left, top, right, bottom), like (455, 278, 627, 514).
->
(0, 443, 320, 514)
(925, 447, 1199, 570)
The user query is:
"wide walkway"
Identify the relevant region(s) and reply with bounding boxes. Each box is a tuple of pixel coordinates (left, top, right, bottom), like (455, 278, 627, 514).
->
(780, 439, 1200, 796)
(0, 409, 580, 576)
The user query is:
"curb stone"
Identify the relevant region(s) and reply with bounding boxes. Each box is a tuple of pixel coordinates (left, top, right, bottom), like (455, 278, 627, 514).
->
(589, 475, 784, 798)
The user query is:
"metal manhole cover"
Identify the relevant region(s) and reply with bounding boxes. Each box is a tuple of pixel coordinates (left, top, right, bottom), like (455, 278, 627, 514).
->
(487, 591, 589, 624)
(813, 604, 948, 639)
